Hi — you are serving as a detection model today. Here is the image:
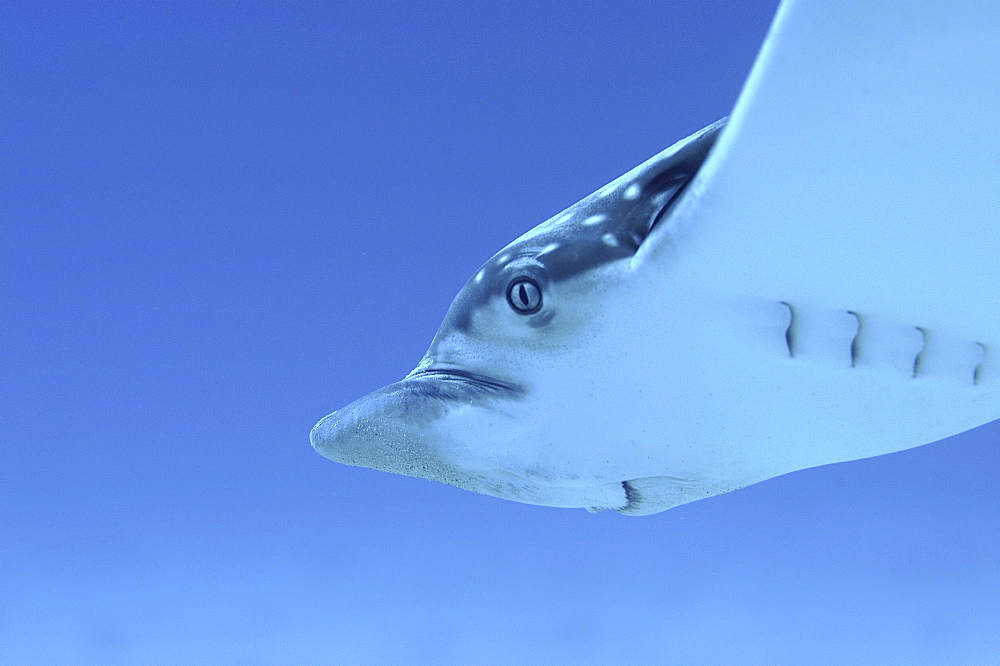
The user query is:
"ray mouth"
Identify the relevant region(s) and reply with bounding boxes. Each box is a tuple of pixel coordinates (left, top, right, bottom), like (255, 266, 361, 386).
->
(404, 367, 522, 395)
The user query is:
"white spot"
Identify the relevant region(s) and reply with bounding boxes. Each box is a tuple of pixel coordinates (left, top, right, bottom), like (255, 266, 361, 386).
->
(583, 214, 607, 226)
(623, 183, 641, 200)
(539, 243, 560, 256)
(497, 253, 511, 265)
(551, 212, 572, 226)
(601, 233, 619, 247)
(474, 270, 485, 283)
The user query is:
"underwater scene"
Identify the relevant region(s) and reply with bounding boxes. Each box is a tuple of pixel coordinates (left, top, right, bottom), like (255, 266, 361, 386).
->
(4, 1, 999, 663)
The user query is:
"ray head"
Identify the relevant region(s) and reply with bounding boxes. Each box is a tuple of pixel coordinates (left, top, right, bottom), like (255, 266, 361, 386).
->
(310, 121, 725, 513)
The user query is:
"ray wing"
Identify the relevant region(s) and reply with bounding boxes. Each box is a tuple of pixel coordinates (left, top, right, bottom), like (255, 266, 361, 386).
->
(673, 0, 1000, 336)
(617, 0, 1000, 511)
(312, 0, 1000, 515)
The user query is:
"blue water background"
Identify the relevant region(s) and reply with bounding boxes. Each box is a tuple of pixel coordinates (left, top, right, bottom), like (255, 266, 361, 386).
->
(3, 1, 999, 662)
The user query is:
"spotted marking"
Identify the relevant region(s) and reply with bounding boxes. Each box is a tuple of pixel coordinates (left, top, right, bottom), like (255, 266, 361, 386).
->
(601, 233, 619, 247)
(538, 243, 560, 256)
(497, 253, 511, 266)
(474, 270, 485, 283)
(583, 214, 607, 226)
(623, 183, 641, 200)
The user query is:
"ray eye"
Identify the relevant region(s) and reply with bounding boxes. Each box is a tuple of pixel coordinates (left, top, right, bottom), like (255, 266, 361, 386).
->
(506, 277, 542, 314)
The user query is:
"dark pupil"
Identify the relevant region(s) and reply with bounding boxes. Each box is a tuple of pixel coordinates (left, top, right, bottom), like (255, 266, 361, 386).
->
(507, 278, 541, 314)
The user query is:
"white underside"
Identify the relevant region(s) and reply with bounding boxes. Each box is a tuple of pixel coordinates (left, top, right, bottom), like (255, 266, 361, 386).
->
(438, 0, 1000, 514)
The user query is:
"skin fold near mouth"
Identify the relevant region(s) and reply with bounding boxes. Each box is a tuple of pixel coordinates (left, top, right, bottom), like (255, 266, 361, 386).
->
(404, 367, 522, 395)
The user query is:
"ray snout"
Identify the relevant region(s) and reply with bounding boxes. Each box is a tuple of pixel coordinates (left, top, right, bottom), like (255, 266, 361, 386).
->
(308, 410, 343, 455)
(308, 400, 369, 466)
(310, 379, 467, 483)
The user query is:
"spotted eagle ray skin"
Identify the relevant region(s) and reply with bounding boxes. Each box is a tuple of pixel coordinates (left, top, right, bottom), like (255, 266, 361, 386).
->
(311, 0, 1000, 515)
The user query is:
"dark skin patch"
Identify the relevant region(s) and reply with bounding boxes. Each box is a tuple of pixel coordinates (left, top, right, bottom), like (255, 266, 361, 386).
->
(441, 119, 727, 335)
